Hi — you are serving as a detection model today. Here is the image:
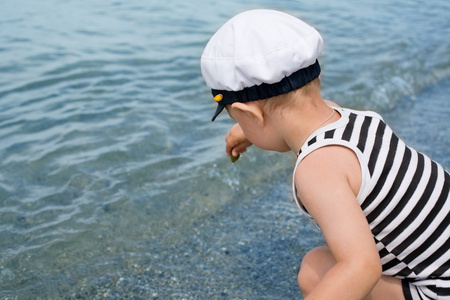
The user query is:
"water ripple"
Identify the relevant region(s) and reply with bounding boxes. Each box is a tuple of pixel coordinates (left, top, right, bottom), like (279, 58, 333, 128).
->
(0, 0, 449, 298)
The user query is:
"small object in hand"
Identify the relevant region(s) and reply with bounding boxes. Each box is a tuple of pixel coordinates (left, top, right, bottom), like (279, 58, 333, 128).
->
(230, 153, 240, 163)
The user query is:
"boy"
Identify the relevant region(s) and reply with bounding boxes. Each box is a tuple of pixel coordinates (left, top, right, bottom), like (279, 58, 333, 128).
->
(201, 9, 449, 300)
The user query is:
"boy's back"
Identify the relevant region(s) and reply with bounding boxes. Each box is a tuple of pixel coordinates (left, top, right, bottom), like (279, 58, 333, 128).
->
(294, 107, 450, 282)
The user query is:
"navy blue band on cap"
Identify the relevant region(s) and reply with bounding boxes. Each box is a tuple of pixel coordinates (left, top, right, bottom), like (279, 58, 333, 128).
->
(211, 60, 321, 121)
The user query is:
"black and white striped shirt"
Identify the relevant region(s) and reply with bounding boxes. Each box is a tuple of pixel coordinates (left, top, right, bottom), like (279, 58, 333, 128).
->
(293, 107, 450, 280)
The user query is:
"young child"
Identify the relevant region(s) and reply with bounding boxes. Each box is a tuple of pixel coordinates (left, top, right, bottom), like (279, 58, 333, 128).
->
(200, 9, 449, 300)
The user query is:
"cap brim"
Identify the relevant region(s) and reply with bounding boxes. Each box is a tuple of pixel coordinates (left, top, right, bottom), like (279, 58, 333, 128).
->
(211, 102, 226, 121)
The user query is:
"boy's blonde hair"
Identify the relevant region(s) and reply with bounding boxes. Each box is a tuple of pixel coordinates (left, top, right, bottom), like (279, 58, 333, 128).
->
(257, 77, 321, 115)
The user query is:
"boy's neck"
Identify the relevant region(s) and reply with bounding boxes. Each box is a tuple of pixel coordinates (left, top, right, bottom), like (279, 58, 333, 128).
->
(269, 94, 339, 154)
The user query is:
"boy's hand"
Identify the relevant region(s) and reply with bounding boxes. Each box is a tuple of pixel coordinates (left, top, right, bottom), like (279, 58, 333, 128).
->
(225, 124, 253, 158)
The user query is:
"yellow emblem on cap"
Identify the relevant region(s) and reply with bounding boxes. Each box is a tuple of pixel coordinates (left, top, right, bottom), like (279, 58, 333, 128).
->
(214, 94, 223, 102)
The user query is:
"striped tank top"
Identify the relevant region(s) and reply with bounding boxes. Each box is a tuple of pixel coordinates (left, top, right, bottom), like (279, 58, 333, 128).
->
(292, 107, 450, 280)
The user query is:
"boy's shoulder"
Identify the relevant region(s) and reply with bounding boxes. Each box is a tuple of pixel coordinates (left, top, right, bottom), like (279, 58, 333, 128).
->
(338, 106, 384, 121)
(294, 142, 362, 209)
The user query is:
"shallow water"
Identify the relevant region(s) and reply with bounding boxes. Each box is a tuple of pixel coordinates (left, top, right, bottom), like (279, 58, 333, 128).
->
(0, 0, 449, 299)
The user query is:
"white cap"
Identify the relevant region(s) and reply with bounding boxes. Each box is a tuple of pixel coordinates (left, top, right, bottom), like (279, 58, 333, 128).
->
(201, 9, 323, 121)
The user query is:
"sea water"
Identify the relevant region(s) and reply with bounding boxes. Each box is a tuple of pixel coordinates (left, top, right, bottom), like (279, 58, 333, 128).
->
(0, 0, 449, 299)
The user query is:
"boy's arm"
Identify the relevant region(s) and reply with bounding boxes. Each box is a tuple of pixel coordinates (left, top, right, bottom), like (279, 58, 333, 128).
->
(225, 123, 253, 157)
(295, 145, 382, 300)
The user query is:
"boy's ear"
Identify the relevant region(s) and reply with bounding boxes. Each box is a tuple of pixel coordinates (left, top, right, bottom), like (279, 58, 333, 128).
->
(231, 102, 264, 126)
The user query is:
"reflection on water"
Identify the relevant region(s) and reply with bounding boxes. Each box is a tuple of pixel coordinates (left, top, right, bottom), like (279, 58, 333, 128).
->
(0, 0, 449, 298)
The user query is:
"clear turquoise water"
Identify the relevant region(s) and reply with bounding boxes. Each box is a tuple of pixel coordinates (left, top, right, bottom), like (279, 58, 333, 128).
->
(0, 0, 449, 299)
